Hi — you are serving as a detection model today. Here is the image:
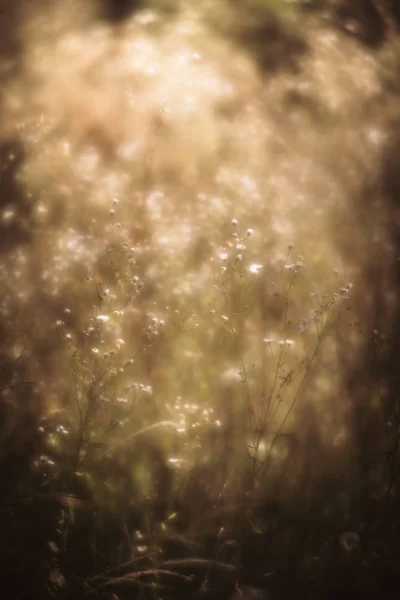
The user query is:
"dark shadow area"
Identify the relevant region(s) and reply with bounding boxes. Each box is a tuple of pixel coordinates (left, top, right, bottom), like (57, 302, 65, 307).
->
(0, 140, 31, 250)
(375, 131, 400, 521)
(0, 0, 21, 60)
(209, 1, 308, 73)
(97, 0, 178, 22)
(98, 0, 143, 22)
(304, 0, 400, 48)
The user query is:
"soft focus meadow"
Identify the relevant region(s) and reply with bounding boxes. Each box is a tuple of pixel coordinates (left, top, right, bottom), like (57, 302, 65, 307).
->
(1, 1, 400, 599)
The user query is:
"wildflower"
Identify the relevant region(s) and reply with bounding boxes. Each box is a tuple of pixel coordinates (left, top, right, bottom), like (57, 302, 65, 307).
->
(248, 263, 263, 274)
(288, 243, 294, 250)
(96, 314, 109, 322)
(279, 339, 295, 347)
(298, 320, 308, 332)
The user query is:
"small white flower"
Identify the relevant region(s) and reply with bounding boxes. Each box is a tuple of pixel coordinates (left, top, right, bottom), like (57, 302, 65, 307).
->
(279, 339, 295, 347)
(248, 263, 263, 274)
(96, 315, 109, 322)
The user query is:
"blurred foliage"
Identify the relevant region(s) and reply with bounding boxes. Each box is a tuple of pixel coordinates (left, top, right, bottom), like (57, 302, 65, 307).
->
(1, 1, 400, 599)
